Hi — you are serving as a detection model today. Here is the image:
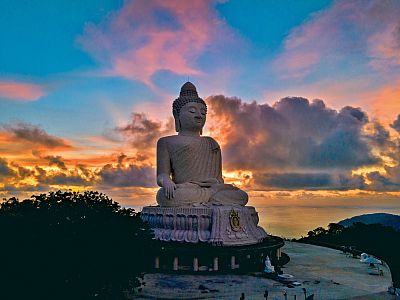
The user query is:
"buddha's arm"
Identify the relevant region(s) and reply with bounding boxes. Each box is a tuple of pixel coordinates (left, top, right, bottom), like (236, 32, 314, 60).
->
(156, 137, 176, 199)
(217, 146, 224, 184)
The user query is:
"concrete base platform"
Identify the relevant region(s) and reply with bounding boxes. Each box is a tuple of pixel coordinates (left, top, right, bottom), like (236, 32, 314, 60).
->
(133, 241, 397, 300)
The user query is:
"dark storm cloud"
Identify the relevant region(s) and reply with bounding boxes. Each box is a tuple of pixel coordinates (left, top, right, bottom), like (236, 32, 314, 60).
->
(43, 156, 67, 171)
(76, 164, 91, 178)
(0, 157, 18, 179)
(254, 172, 333, 189)
(390, 114, 400, 134)
(34, 166, 92, 186)
(10, 162, 35, 180)
(368, 121, 392, 147)
(366, 171, 400, 191)
(208, 95, 378, 172)
(115, 113, 174, 151)
(98, 163, 156, 188)
(0, 158, 34, 184)
(32, 150, 68, 171)
(0, 158, 40, 191)
(1, 122, 70, 148)
(338, 173, 365, 190)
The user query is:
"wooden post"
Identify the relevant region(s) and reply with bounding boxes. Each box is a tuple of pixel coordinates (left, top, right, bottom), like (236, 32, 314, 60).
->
(213, 257, 218, 271)
(277, 248, 281, 259)
(154, 257, 159, 269)
(173, 257, 178, 271)
(231, 256, 236, 270)
(193, 257, 199, 272)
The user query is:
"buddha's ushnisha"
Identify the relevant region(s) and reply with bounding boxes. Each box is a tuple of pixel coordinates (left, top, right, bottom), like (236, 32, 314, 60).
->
(156, 82, 248, 207)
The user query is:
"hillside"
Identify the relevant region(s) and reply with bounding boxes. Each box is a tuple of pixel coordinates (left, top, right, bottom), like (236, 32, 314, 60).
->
(338, 213, 400, 231)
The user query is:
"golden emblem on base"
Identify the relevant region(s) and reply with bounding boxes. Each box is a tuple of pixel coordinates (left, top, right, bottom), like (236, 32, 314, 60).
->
(229, 207, 242, 232)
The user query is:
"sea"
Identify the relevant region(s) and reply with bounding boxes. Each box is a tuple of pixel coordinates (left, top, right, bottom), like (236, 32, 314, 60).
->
(124, 197, 400, 239)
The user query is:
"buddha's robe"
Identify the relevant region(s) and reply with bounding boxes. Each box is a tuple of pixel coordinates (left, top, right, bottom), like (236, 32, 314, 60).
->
(156, 136, 248, 207)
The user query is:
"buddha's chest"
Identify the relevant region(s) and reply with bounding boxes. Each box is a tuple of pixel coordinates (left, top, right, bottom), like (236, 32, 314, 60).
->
(166, 137, 212, 159)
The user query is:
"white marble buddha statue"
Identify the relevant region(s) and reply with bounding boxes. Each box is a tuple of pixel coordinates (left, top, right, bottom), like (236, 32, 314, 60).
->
(156, 82, 248, 207)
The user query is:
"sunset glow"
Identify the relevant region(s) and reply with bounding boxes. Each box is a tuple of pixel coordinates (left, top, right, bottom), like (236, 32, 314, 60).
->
(1, 0, 400, 209)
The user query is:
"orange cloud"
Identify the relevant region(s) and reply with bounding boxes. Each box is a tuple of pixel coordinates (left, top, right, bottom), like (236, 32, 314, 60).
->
(0, 80, 45, 101)
(77, 0, 228, 86)
(361, 81, 400, 123)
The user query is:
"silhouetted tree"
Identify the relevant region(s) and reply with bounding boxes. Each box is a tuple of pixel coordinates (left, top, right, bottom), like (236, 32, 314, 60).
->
(311, 227, 328, 236)
(0, 190, 153, 300)
(327, 223, 344, 235)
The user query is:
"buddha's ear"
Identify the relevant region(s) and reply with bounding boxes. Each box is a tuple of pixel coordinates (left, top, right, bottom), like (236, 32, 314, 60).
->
(175, 118, 180, 132)
(200, 129, 203, 135)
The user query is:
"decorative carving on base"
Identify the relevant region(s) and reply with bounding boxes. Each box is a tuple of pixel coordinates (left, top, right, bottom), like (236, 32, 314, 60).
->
(141, 205, 267, 247)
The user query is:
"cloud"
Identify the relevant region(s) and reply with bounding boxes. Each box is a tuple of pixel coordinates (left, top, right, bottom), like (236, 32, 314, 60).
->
(275, 192, 291, 197)
(339, 172, 365, 190)
(115, 113, 174, 153)
(34, 166, 93, 187)
(365, 171, 400, 191)
(0, 80, 45, 102)
(97, 154, 156, 188)
(254, 172, 333, 189)
(366, 81, 400, 121)
(0, 158, 35, 188)
(274, 0, 400, 78)
(0, 157, 18, 180)
(1, 122, 70, 149)
(98, 164, 156, 188)
(207, 95, 378, 172)
(77, 0, 229, 86)
(390, 114, 400, 133)
(32, 151, 68, 171)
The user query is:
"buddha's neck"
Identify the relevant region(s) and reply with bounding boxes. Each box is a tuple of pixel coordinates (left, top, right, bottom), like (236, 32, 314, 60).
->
(178, 130, 201, 137)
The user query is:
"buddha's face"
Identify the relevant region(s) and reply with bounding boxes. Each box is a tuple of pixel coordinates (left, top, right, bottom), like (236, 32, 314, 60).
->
(178, 102, 207, 133)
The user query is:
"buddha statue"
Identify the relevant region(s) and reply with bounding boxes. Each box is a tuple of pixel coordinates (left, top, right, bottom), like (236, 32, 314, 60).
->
(156, 82, 248, 207)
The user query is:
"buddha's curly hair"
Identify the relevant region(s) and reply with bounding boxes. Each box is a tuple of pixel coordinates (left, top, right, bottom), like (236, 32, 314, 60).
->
(173, 87, 207, 118)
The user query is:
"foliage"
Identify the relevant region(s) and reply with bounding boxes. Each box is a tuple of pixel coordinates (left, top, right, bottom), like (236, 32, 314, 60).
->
(296, 222, 400, 288)
(0, 190, 153, 300)
(307, 226, 328, 237)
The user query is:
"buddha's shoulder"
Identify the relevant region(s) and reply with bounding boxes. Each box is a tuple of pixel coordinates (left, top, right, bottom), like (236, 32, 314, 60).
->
(157, 135, 179, 142)
(157, 135, 181, 146)
(202, 136, 217, 141)
(157, 135, 218, 145)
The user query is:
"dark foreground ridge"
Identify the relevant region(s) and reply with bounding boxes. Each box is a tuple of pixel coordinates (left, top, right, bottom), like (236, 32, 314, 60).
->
(338, 213, 400, 231)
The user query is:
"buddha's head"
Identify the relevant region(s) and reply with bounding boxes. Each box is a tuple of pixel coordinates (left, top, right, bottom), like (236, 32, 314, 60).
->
(173, 82, 207, 134)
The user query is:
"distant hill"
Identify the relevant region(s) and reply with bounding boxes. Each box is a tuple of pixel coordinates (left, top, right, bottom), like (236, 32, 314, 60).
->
(338, 213, 400, 231)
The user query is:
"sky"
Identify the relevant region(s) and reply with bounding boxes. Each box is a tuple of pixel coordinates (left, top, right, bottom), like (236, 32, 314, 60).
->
(1, 0, 400, 208)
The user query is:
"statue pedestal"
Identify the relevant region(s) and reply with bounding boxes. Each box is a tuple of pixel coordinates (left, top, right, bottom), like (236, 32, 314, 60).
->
(141, 205, 285, 273)
(141, 205, 268, 247)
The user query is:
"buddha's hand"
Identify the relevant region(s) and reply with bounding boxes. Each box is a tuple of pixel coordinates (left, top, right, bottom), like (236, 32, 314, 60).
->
(162, 178, 177, 199)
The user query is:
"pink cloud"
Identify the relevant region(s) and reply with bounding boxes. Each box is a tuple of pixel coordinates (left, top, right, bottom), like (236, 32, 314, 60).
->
(0, 81, 45, 102)
(362, 80, 400, 123)
(274, 0, 400, 78)
(77, 0, 227, 86)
